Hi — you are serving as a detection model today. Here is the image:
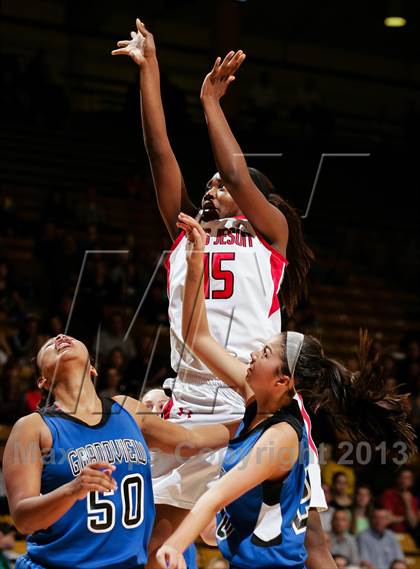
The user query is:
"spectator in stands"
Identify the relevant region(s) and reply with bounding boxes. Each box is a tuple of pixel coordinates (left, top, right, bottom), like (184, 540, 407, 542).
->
(329, 510, 360, 566)
(357, 508, 404, 569)
(141, 283, 168, 324)
(399, 340, 420, 381)
(380, 468, 418, 534)
(85, 260, 111, 304)
(57, 234, 80, 280)
(99, 367, 121, 398)
(0, 523, 15, 569)
(322, 443, 356, 495)
(45, 315, 64, 338)
(0, 328, 12, 369)
(332, 554, 349, 569)
(351, 485, 374, 535)
(406, 362, 420, 396)
(99, 312, 136, 359)
(105, 348, 128, 383)
(24, 384, 41, 413)
(121, 262, 145, 305)
(0, 261, 24, 323)
(0, 441, 10, 516)
(9, 315, 40, 362)
(320, 483, 335, 531)
(331, 472, 353, 510)
(0, 363, 27, 423)
(81, 225, 102, 253)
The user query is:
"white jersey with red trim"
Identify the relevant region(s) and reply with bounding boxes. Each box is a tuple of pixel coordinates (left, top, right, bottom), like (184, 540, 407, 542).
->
(166, 216, 288, 382)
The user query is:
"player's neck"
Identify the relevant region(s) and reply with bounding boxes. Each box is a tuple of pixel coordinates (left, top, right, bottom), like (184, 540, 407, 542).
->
(53, 374, 100, 418)
(248, 393, 291, 430)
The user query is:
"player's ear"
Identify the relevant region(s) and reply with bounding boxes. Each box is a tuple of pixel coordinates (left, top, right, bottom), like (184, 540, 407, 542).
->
(276, 374, 291, 386)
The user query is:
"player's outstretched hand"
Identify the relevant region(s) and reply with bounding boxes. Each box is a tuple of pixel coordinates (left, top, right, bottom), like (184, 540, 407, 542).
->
(200, 50, 246, 101)
(67, 462, 117, 500)
(156, 544, 187, 569)
(176, 212, 207, 256)
(111, 18, 156, 66)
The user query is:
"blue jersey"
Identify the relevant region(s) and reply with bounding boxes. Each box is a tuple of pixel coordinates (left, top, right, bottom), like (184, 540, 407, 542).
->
(25, 397, 155, 569)
(216, 400, 310, 569)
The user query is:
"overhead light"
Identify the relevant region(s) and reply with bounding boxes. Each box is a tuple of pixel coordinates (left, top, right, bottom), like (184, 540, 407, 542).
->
(384, 16, 406, 27)
(385, 0, 406, 27)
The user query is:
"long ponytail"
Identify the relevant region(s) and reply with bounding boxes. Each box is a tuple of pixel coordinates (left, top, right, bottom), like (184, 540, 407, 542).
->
(290, 331, 417, 456)
(248, 167, 314, 315)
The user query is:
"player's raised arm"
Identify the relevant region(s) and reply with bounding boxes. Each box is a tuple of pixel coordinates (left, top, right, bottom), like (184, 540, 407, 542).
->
(112, 19, 195, 239)
(3, 414, 117, 534)
(200, 51, 288, 252)
(113, 395, 237, 455)
(156, 423, 299, 569)
(176, 213, 254, 402)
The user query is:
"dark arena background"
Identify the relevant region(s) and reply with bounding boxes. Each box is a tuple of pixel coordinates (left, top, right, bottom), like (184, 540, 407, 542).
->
(1, 1, 420, 568)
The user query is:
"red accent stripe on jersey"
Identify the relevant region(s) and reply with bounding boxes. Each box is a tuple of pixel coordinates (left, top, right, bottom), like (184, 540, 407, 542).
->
(296, 393, 318, 456)
(254, 230, 288, 266)
(164, 230, 186, 270)
(165, 230, 186, 298)
(268, 253, 286, 317)
(162, 397, 174, 420)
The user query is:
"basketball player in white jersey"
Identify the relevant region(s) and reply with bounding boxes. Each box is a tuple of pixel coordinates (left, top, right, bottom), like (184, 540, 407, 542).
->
(112, 20, 329, 569)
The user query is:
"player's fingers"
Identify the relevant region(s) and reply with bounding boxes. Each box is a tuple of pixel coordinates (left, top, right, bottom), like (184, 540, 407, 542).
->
(111, 48, 130, 56)
(220, 50, 235, 69)
(80, 480, 115, 494)
(130, 31, 137, 39)
(155, 549, 167, 569)
(211, 56, 221, 73)
(191, 228, 204, 248)
(176, 222, 189, 235)
(230, 52, 246, 73)
(82, 471, 117, 486)
(87, 461, 116, 471)
(178, 212, 199, 226)
(83, 483, 114, 494)
(117, 40, 130, 47)
(167, 550, 179, 569)
(136, 18, 148, 35)
(227, 76, 236, 85)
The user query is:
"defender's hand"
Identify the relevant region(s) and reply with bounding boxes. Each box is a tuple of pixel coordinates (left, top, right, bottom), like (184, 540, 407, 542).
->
(200, 50, 246, 101)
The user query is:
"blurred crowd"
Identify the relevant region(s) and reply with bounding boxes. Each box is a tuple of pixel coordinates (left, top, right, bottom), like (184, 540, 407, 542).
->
(318, 466, 419, 569)
(1, 177, 420, 569)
